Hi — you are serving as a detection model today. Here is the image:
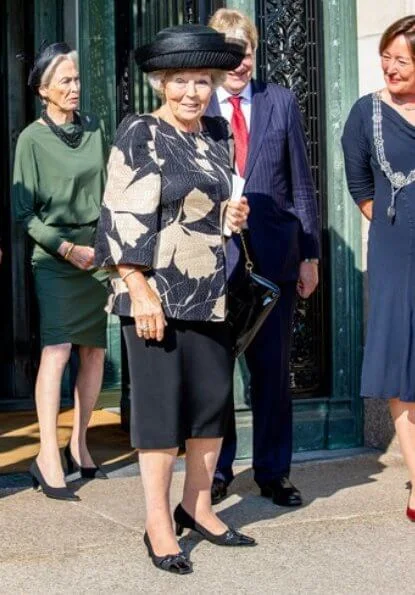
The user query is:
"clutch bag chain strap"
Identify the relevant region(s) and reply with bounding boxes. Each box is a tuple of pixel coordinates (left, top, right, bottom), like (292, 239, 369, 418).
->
(239, 230, 254, 272)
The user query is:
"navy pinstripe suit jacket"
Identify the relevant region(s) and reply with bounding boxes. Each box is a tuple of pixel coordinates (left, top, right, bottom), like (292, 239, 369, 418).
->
(206, 80, 319, 283)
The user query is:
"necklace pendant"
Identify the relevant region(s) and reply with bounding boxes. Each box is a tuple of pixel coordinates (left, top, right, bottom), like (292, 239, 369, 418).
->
(387, 205, 396, 222)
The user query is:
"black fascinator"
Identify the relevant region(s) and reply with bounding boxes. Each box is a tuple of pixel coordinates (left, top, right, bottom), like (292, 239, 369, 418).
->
(19, 41, 73, 95)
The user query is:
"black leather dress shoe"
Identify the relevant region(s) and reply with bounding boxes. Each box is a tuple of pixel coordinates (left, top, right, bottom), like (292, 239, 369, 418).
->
(211, 477, 228, 505)
(259, 477, 302, 507)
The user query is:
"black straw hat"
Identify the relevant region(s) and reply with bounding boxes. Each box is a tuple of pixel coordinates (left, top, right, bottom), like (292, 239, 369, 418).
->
(135, 24, 246, 73)
(28, 42, 73, 94)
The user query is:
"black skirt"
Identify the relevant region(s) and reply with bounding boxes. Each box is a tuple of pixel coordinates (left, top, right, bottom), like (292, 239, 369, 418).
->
(121, 318, 234, 449)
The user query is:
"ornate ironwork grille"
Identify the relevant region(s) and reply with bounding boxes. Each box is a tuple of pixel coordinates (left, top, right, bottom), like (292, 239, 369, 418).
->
(257, 0, 328, 396)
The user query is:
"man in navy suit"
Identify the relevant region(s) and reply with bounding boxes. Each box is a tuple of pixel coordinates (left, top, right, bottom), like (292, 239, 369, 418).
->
(207, 9, 320, 506)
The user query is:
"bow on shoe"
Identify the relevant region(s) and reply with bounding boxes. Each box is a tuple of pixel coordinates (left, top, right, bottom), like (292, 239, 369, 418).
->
(160, 553, 193, 574)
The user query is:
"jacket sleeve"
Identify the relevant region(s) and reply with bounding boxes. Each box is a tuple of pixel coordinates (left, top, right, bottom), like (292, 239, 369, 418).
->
(341, 100, 374, 204)
(13, 134, 64, 253)
(94, 115, 161, 268)
(287, 94, 320, 260)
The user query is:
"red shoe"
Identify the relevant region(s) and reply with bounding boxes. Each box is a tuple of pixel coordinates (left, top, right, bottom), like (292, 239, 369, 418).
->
(407, 505, 415, 522)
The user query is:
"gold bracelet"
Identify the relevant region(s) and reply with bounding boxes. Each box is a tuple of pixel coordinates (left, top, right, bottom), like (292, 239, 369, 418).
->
(64, 243, 75, 260)
(120, 268, 137, 282)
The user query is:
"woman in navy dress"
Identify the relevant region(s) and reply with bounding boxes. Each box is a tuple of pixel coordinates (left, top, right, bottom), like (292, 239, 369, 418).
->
(342, 16, 415, 522)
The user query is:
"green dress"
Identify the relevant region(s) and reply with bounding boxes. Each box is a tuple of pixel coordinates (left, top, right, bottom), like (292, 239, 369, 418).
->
(13, 114, 108, 347)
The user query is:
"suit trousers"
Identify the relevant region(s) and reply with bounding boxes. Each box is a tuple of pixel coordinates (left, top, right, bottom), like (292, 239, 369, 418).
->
(217, 281, 297, 486)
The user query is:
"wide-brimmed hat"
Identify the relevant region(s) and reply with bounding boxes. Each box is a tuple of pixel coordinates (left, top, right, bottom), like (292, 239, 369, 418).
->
(135, 24, 245, 73)
(28, 42, 73, 94)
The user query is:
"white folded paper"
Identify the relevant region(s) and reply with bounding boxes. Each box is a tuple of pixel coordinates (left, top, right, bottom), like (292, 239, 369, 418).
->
(223, 174, 246, 237)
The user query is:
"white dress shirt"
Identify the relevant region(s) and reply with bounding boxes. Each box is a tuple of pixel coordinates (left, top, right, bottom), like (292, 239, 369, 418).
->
(216, 82, 252, 131)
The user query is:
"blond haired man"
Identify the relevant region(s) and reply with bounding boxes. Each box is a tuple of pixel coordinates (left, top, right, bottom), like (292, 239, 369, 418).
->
(206, 9, 319, 507)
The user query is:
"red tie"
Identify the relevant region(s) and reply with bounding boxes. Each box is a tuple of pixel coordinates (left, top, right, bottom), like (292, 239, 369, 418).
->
(229, 95, 249, 177)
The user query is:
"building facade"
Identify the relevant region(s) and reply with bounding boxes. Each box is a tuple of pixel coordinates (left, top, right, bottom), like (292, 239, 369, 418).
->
(2, 0, 402, 457)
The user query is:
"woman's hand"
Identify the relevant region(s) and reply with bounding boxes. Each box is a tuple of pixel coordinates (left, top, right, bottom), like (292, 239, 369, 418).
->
(224, 196, 250, 234)
(359, 199, 373, 221)
(68, 245, 95, 270)
(119, 267, 167, 341)
(132, 285, 167, 342)
(58, 242, 95, 270)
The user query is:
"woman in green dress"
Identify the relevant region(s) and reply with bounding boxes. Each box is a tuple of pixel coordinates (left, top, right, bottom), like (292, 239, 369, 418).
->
(13, 43, 108, 500)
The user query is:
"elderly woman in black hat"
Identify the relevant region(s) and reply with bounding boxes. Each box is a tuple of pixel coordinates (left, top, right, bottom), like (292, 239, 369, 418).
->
(13, 43, 108, 501)
(95, 24, 254, 574)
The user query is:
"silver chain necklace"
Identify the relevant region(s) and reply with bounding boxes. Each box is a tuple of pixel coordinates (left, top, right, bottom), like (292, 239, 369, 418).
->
(372, 91, 415, 223)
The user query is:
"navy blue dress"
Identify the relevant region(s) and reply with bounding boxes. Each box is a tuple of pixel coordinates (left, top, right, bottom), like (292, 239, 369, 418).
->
(342, 93, 415, 402)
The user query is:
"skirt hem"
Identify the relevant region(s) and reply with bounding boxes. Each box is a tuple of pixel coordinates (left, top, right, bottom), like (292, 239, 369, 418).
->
(133, 432, 226, 450)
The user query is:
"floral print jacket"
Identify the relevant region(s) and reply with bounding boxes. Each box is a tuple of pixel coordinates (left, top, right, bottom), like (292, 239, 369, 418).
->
(94, 114, 233, 321)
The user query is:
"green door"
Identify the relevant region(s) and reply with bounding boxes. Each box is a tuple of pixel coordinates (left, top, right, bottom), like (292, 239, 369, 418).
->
(7, 0, 363, 455)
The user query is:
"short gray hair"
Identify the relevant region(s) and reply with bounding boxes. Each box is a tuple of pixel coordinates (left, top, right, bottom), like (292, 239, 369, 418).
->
(147, 69, 226, 98)
(40, 50, 79, 88)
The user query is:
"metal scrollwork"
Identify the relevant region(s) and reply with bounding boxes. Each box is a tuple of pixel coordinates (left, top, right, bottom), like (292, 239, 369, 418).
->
(263, 0, 307, 110)
(259, 0, 326, 397)
(185, 1, 195, 23)
(121, 63, 130, 119)
(290, 298, 320, 392)
(115, 0, 132, 121)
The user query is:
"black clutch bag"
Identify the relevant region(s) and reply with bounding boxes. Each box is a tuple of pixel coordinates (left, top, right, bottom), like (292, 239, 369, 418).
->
(227, 231, 281, 357)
